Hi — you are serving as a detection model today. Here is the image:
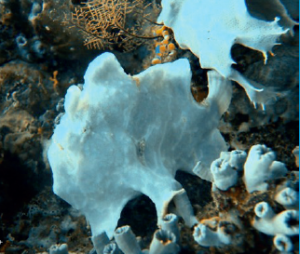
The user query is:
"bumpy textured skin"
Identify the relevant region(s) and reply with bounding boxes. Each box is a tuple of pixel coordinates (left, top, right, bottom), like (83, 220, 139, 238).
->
(157, 0, 288, 107)
(47, 53, 231, 238)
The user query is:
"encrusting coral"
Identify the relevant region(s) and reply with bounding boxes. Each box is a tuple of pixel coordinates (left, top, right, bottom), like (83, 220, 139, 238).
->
(193, 144, 299, 253)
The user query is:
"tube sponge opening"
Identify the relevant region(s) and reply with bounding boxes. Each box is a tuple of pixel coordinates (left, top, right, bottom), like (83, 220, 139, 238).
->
(49, 243, 68, 254)
(161, 214, 180, 242)
(103, 243, 120, 254)
(210, 158, 238, 191)
(252, 202, 299, 236)
(149, 229, 180, 254)
(275, 187, 299, 209)
(114, 226, 142, 254)
(254, 202, 275, 219)
(273, 234, 294, 252)
(193, 224, 221, 247)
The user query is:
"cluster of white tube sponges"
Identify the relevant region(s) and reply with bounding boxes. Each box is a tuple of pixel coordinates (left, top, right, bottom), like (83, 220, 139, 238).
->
(253, 201, 298, 252)
(193, 144, 299, 251)
(205, 144, 290, 192)
(193, 218, 240, 247)
(91, 213, 181, 254)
